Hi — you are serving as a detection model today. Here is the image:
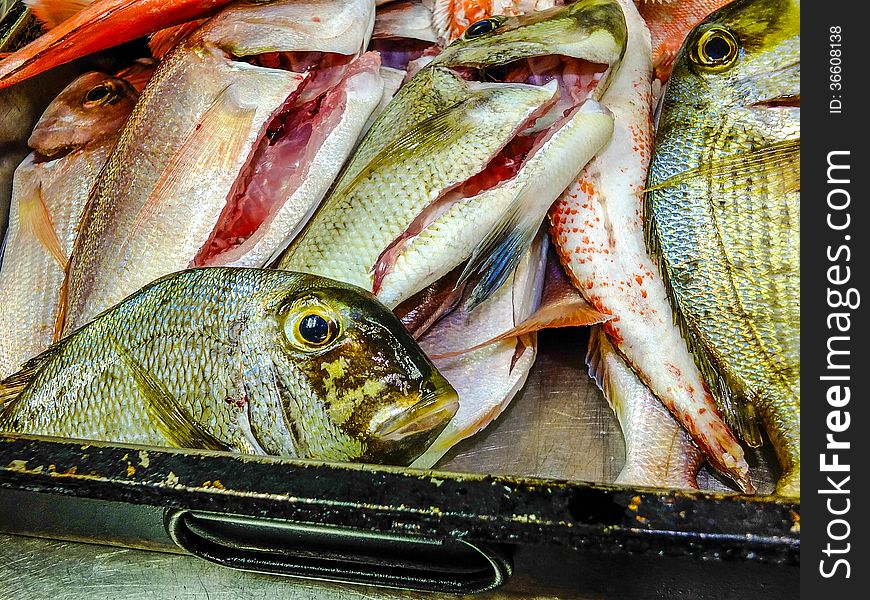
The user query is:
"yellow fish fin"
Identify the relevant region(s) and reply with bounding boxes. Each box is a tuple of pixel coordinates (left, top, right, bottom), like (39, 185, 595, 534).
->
(644, 138, 800, 197)
(110, 337, 230, 451)
(0, 346, 58, 423)
(18, 181, 68, 269)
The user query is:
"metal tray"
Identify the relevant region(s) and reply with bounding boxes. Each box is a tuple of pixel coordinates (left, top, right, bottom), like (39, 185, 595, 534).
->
(0, 6, 799, 598)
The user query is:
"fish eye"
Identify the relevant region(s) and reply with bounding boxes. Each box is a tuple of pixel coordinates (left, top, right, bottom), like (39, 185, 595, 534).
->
(83, 82, 120, 107)
(463, 17, 502, 39)
(283, 301, 341, 350)
(691, 27, 740, 71)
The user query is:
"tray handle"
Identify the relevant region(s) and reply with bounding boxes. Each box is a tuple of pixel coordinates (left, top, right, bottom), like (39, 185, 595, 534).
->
(165, 509, 513, 594)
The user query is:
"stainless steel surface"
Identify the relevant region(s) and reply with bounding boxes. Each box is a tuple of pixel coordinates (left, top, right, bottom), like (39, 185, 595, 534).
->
(0, 534, 581, 600)
(439, 328, 778, 494)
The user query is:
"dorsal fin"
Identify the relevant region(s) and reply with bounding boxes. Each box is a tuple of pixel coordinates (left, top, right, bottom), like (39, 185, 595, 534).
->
(0, 346, 58, 422)
(148, 19, 206, 59)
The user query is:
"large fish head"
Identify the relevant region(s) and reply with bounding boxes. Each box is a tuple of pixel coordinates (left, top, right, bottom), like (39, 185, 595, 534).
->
(430, 0, 627, 103)
(667, 0, 799, 113)
(262, 275, 459, 465)
(27, 71, 138, 159)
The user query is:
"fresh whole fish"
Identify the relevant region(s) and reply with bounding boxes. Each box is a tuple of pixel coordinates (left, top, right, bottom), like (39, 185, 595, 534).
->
(587, 326, 703, 488)
(549, 0, 751, 490)
(279, 0, 625, 313)
(645, 0, 799, 496)
(62, 0, 386, 332)
(0, 71, 138, 379)
(1, 4, 80, 257)
(0, 268, 459, 465)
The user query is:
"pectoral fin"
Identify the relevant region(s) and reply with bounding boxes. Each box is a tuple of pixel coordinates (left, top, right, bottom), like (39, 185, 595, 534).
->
(126, 84, 258, 243)
(110, 338, 229, 451)
(18, 182, 68, 269)
(644, 138, 800, 197)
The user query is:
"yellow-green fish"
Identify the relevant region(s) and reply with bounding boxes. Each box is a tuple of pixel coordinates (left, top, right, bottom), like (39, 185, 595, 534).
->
(279, 0, 625, 310)
(0, 268, 459, 465)
(645, 0, 799, 496)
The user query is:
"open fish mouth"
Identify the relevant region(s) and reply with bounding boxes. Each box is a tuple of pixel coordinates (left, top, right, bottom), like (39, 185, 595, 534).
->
(193, 49, 375, 267)
(371, 53, 612, 292)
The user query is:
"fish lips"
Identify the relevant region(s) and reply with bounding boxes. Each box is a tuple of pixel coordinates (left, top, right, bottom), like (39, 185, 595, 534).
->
(362, 375, 460, 466)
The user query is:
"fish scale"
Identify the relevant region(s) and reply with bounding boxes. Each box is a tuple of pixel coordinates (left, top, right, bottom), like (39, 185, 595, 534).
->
(646, 0, 799, 496)
(280, 80, 557, 295)
(1, 268, 459, 465)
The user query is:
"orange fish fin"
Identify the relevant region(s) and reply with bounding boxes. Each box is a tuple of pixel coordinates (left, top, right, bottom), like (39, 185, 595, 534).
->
(1, 1, 232, 89)
(53, 273, 68, 342)
(18, 182, 68, 269)
(430, 274, 609, 359)
(126, 84, 258, 242)
(24, 0, 92, 29)
(148, 19, 207, 59)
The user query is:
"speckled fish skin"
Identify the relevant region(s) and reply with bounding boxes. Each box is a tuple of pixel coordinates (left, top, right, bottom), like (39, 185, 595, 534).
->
(549, 0, 752, 491)
(0, 72, 138, 379)
(0, 268, 458, 465)
(635, 0, 731, 80)
(62, 0, 379, 333)
(427, 0, 560, 44)
(278, 0, 625, 308)
(587, 326, 702, 489)
(645, 0, 799, 496)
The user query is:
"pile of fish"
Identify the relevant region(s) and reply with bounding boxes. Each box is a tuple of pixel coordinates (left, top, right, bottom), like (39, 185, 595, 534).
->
(0, 0, 799, 496)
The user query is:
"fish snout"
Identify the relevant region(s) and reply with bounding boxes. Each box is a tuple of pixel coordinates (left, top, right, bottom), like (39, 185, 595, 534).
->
(363, 372, 459, 465)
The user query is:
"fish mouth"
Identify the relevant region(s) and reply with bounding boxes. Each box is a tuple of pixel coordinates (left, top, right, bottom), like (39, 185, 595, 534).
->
(371, 53, 611, 292)
(369, 38, 438, 70)
(370, 385, 460, 443)
(192, 49, 374, 267)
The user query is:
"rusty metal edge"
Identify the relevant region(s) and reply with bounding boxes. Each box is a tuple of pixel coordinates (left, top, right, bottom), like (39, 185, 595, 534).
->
(0, 434, 799, 566)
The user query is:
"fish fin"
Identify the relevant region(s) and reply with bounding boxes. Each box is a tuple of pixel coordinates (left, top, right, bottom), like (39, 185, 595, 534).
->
(586, 325, 619, 412)
(125, 84, 257, 245)
(0, 347, 58, 421)
(18, 182, 68, 269)
(149, 19, 206, 59)
(644, 138, 800, 197)
(53, 261, 70, 342)
(430, 284, 608, 359)
(24, 0, 91, 29)
(1, 1, 230, 89)
(456, 187, 543, 310)
(109, 337, 229, 451)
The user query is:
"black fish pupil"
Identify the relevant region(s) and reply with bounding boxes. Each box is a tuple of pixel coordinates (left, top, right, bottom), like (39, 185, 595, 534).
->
(704, 35, 732, 61)
(85, 85, 111, 103)
(466, 18, 496, 37)
(299, 314, 330, 344)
